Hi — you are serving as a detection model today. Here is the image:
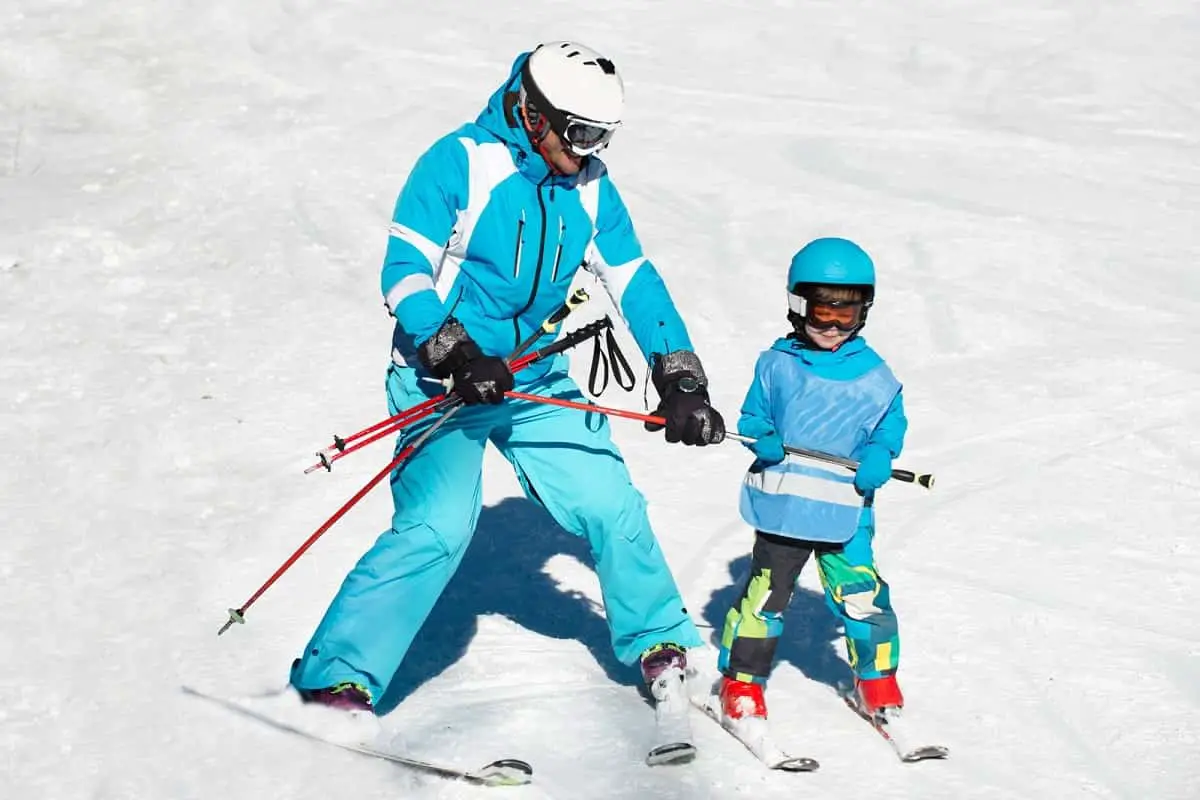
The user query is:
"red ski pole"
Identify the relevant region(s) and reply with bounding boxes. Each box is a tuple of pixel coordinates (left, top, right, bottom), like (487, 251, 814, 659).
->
(218, 405, 463, 635)
(302, 348, 562, 475)
(303, 396, 453, 474)
(302, 288, 594, 474)
(306, 396, 444, 472)
(219, 290, 596, 635)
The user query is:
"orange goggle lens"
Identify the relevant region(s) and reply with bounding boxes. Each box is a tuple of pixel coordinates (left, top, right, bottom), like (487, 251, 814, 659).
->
(807, 302, 863, 331)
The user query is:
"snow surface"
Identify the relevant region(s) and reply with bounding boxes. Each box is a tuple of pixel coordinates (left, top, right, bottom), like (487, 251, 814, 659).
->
(3, 1, 1198, 798)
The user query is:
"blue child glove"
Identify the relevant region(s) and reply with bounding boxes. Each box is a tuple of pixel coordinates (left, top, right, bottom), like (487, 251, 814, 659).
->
(748, 431, 786, 465)
(854, 443, 894, 493)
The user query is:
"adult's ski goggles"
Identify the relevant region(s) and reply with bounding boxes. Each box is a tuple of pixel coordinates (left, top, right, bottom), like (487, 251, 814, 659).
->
(787, 291, 868, 332)
(558, 116, 620, 156)
(519, 67, 621, 157)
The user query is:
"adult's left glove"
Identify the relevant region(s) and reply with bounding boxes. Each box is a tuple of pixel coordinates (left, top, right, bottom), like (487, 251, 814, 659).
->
(417, 317, 513, 406)
(645, 350, 726, 446)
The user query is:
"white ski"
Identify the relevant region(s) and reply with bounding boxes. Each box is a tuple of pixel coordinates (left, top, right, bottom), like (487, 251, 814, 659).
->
(182, 685, 533, 786)
(839, 685, 949, 763)
(691, 685, 819, 772)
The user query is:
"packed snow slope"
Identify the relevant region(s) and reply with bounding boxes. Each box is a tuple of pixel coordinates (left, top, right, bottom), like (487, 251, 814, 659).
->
(2, 1, 1197, 798)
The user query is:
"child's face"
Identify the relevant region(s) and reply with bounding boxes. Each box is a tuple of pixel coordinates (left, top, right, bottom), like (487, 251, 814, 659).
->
(804, 324, 853, 350)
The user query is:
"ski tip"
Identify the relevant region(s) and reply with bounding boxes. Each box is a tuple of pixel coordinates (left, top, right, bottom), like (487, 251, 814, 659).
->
(472, 758, 534, 786)
(772, 756, 821, 772)
(901, 745, 950, 763)
(646, 742, 697, 766)
(487, 758, 533, 775)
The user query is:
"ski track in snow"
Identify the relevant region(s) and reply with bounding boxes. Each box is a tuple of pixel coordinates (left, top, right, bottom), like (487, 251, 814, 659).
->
(3, 1, 1199, 798)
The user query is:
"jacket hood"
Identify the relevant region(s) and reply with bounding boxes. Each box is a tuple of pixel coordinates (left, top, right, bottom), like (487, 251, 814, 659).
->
(474, 51, 590, 186)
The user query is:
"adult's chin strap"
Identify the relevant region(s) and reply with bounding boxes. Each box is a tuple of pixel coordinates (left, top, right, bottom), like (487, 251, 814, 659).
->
(516, 98, 569, 176)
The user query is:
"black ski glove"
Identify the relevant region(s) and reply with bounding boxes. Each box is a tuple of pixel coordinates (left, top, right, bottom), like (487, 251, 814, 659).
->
(645, 350, 726, 446)
(418, 317, 514, 406)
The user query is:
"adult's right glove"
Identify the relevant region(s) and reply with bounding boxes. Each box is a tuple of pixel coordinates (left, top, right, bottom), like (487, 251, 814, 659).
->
(645, 350, 726, 446)
(417, 317, 514, 406)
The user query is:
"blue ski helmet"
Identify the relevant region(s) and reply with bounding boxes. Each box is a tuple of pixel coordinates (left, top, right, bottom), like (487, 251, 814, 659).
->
(787, 237, 876, 290)
(786, 237, 876, 335)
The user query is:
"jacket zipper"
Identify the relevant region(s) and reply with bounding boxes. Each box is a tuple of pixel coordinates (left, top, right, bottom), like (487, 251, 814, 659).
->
(512, 176, 551, 351)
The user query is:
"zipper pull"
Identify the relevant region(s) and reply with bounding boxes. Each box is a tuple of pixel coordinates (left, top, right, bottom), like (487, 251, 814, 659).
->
(512, 209, 526, 279)
(550, 218, 566, 283)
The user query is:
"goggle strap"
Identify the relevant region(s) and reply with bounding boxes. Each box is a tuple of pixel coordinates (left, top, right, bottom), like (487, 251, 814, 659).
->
(520, 60, 570, 137)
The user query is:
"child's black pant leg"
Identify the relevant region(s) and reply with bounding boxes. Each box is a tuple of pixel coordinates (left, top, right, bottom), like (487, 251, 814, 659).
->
(718, 531, 814, 683)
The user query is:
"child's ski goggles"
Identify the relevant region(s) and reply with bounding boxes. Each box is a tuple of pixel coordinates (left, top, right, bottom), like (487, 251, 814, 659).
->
(787, 292, 867, 332)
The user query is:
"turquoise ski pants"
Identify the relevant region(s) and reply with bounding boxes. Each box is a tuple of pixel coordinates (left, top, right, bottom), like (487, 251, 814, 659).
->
(290, 366, 701, 702)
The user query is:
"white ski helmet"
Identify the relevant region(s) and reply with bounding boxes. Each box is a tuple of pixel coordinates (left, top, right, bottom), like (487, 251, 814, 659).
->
(520, 41, 624, 156)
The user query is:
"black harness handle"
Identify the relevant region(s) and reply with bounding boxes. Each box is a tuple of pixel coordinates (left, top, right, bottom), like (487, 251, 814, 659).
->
(588, 326, 636, 396)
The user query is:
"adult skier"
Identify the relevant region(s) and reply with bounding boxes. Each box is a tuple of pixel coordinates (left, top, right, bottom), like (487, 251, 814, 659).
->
(289, 42, 725, 740)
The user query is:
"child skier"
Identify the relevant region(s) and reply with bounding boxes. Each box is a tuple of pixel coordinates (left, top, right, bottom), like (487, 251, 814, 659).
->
(717, 237, 911, 737)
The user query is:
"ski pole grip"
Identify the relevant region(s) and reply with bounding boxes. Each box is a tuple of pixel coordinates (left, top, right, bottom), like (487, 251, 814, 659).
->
(537, 316, 614, 358)
(890, 469, 935, 490)
(544, 287, 590, 329)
